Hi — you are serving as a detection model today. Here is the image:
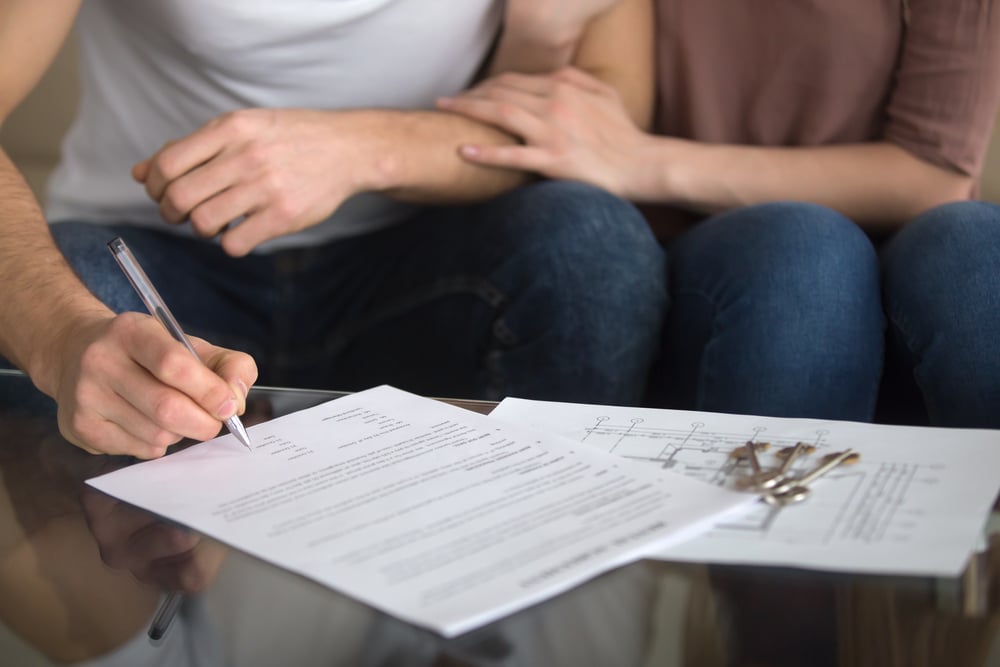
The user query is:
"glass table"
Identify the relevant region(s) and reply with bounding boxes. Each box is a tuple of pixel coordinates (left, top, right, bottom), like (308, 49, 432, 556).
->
(1, 368, 998, 667)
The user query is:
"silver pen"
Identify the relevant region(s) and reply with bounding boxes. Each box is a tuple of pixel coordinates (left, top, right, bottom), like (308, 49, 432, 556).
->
(107, 237, 252, 451)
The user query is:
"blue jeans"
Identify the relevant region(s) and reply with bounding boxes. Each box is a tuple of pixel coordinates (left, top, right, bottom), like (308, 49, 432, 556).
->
(46, 181, 667, 405)
(881, 200, 1000, 428)
(647, 202, 885, 421)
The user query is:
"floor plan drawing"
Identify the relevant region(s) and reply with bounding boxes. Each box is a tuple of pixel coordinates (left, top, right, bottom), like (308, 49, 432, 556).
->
(490, 398, 1000, 576)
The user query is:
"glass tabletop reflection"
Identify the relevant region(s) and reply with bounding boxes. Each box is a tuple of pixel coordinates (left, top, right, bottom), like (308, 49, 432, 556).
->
(1, 368, 998, 667)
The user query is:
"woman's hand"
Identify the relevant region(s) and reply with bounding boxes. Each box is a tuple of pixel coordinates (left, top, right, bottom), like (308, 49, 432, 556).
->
(437, 67, 652, 199)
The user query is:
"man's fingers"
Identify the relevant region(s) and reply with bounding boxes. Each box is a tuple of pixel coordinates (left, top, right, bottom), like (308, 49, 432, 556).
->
(158, 157, 244, 226)
(97, 381, 189, 450)
(118, 351, 231, 441)
(187, 184, 261, 239)
(59, 401, 173, 459)
(116, 315, 242, 435)
(143, 127, 227, 202)
(131, 159, 151, 183)
(191, 337, 257, 417)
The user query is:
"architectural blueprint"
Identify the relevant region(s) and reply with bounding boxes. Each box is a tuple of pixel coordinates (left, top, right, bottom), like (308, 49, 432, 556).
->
(490, 398, 1000, 576)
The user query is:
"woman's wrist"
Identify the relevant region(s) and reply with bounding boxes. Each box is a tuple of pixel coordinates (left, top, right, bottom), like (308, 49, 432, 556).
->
(620, 134, 680, 204)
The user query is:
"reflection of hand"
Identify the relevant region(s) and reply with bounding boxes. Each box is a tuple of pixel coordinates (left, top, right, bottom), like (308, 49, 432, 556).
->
(81, 486, 227, 593)
(437, 68, 649, 199)
(50, 312, 257, 459)
(133, 108, 381, 257)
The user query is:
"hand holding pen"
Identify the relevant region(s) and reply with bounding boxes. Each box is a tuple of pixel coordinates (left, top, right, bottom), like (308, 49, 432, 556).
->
(47, 238, 257, 459)
(108, 237, 255, 452)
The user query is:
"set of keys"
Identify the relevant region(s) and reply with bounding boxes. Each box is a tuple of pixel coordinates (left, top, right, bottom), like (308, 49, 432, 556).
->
(730, 441, 861, 506)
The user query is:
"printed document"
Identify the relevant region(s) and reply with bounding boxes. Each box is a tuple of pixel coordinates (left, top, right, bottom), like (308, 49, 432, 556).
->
(490, 397, 1000, 576)
(87, 386, 753, 636)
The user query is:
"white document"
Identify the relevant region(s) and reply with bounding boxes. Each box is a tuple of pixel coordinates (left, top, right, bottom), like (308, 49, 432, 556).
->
(87, 386, 753, 637)
(490, 398, 1000, 576)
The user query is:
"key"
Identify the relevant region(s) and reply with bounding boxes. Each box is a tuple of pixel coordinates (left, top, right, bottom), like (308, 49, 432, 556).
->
(753, 441, 811, 490)
(766, 449, 859, 505)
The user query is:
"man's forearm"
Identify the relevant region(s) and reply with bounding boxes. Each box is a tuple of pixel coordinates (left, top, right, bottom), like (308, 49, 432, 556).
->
(346, 108, 530, 204)
(0, 149, 110, 394)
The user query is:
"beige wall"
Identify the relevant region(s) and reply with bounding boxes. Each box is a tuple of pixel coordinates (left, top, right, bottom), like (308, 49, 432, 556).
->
(2, 39, 1000, 205)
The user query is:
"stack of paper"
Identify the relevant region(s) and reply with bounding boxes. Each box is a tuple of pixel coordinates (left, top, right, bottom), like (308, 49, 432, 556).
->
(88, 386, 753, 637)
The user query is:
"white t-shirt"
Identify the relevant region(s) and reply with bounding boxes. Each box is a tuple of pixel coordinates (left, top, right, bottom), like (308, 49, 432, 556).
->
(46, 0, 502, 252)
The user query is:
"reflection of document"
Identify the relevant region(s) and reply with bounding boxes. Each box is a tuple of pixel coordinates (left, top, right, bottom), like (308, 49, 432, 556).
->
(490, 398, 1000, 576)
(87, 386, 752, 636)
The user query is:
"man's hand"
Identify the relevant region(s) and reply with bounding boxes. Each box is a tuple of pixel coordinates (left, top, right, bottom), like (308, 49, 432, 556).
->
(133, 109, 388, 257)
(437, 67, 652, 200)
(51, 311, 257, 459)
(81, 486, 227, 593)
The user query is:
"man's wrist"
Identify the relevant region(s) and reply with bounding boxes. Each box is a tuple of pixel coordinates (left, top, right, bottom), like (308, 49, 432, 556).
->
(330, 109, 407, 194)
(27, 304, 111, 399)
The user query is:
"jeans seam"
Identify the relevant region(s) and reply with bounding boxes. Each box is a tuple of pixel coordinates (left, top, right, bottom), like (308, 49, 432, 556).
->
(674, 286, 721, 411)
(883, 295, 931, 418)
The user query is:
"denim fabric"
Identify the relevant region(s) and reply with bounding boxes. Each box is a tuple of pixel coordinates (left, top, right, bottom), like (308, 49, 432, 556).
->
(47, 181, 667, 406)
(648, 202, 885, 421)
(881, 200, 1000, 428)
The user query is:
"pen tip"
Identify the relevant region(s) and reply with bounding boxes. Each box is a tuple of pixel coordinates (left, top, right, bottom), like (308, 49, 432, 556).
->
(227, 416, 253, 452)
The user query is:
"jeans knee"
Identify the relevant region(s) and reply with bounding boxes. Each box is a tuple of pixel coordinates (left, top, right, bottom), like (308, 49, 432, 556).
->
(680, 202, 879, 307)
(496, 181, 666, 300)
(883, 201, 1000, 290)
(505, 181, 655, 245)
(487, 182, 667, 398)
(746, 202, 874, 272)
(881, 200, 1000, 382)
(373, 182, 667, 363)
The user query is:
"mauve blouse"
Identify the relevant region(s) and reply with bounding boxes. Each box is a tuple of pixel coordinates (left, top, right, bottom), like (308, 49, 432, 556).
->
(654, 0, 1000, 179)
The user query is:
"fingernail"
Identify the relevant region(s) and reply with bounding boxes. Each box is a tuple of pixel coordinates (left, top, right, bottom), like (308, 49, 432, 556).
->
(217, 397, 237, 420)
(235, 379, 249, 399)
(437, 97, 454, 107)
(460, 145, 480, 158)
